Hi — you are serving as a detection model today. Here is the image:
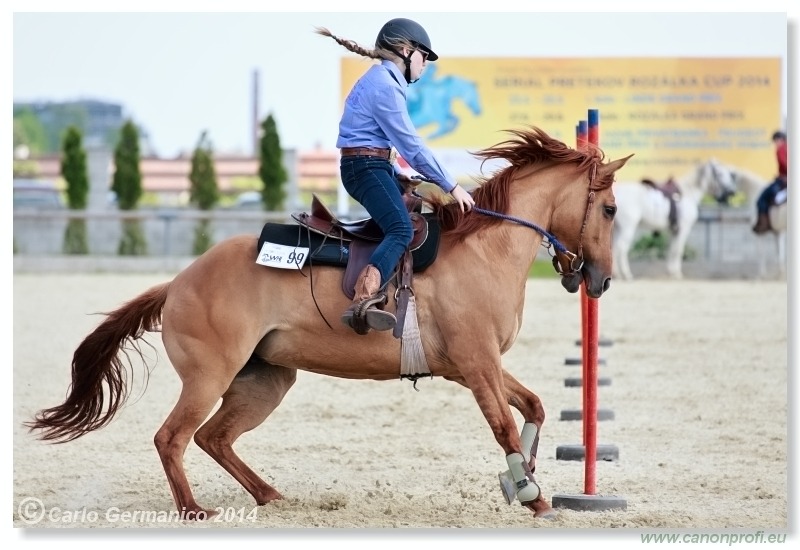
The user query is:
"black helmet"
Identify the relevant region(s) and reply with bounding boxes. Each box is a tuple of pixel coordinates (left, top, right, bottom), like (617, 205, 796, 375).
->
(376, 18, 438, 61)
(772, 130, 786, 141)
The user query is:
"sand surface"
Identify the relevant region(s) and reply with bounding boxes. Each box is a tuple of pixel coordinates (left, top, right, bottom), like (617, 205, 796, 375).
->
(13, 274, 788, 532)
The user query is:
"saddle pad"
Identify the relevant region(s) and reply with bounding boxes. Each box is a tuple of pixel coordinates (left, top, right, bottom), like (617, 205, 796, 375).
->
(256, 214, 441, 271)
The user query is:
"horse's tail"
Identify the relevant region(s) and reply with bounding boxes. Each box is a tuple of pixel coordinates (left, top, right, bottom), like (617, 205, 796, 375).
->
(25, 282, 171, 443)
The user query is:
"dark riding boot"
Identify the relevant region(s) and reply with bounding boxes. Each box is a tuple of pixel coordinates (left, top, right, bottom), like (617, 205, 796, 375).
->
(341, 265, 396, 335)
(752, 212, 772, 234)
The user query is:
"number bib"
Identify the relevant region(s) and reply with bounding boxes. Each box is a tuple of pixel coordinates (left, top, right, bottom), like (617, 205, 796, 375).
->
(255, 242, 309, 270)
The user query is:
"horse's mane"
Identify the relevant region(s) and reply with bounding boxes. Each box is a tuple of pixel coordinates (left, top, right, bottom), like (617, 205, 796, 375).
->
(426, 126, 609, 241)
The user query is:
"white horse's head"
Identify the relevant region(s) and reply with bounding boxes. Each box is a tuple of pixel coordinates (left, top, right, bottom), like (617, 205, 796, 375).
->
(711, 162, 769, 203)
(699, 158, 738, 205)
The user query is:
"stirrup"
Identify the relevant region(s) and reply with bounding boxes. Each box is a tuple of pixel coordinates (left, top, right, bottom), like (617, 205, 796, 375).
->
(357, 294, 396, 332)
(341, 294, 396, 334)
(341, 304, 370, 335)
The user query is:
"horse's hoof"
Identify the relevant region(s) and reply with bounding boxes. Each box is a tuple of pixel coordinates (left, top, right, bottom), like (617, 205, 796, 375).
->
(525, 499, 558, 519)
(255, 489, 284, 506)
(534, 506, 558, 519)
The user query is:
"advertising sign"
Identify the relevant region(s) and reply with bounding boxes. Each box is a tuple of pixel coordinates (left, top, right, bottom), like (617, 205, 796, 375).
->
(341, 57, 782, 184)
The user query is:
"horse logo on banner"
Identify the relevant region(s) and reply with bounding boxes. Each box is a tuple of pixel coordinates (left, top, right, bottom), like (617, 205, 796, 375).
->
(407, 65, 482, 140)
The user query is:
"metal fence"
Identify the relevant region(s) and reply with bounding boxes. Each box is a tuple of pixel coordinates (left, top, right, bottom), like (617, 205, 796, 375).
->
(13, 209, 290, 257)
(12, 206, 783, 278)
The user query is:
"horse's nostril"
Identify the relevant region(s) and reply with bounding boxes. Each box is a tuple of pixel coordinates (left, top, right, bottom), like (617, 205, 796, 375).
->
(603, 278, 611, 292)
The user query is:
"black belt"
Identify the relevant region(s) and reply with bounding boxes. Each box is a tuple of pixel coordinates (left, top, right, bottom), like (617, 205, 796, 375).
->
(340, 147, 393, 160)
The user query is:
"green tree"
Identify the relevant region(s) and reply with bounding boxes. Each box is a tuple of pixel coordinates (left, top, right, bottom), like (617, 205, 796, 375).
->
(13, 108, 48, 156)
(13, 109, 47, 176)
(258, 113, 287, 211)
(112, 120, 147, 255)
(189, 131, 219, 209)
(62, 126, 89, 209)
(189, 131, 219, 255)
(60, 126, 90, 254)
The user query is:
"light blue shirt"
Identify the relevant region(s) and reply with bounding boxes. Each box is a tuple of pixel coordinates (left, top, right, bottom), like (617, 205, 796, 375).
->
(337, 60, 457, 193)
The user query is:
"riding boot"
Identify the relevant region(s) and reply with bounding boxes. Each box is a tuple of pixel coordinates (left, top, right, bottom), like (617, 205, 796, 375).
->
(752, 212, 772, 234)
(341, 265, 396, 335)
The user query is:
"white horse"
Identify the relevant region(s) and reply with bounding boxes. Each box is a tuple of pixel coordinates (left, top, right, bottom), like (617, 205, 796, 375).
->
(722, 165, 787, 279)
(612, 159, 737, 280)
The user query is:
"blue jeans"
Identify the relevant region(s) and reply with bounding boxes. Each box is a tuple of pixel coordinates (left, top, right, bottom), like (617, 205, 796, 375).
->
(340, 156, 413, 286)
(756, 177, 787, 214)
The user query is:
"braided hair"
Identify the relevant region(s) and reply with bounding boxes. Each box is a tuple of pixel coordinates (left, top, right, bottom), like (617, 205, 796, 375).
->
(315, 27, 411, 64)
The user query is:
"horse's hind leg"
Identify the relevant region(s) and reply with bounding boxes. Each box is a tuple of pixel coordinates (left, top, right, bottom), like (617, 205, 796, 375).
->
(194, 358, 297, 505)
(154, 360, 238, 519)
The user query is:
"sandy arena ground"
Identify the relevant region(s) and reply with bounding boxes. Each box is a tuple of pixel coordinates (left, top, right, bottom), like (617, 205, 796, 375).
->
(13, 273, 789, 534)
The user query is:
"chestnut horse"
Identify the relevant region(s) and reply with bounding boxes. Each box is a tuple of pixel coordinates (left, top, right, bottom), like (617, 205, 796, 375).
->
(26, 128, 631, 521)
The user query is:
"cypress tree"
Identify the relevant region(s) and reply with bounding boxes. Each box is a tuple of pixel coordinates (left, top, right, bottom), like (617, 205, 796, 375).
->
(189, 131, 219, 209)
(112, 120, 147, 255)
(258, 114, 287, 211)
(60, 126, 90, 254)
(189, 131, 219, 255)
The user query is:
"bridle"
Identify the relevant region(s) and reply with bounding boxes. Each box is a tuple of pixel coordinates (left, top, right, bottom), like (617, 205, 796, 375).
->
(706, 160, 736, 203)
(549, 161, 599, 277)
(470, 160, 601, 278)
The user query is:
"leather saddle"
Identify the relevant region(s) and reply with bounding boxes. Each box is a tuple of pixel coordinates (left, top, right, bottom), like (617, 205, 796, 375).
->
(292, 194, 428, 249)
(641, 178, 681, 234)
(290, 194, 431, 301)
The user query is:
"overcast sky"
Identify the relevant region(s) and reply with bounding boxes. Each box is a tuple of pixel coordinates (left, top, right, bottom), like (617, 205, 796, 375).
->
(10, 5, 793, 159)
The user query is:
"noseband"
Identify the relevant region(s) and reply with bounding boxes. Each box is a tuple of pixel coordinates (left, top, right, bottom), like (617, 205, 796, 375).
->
(550, 161, 599, 277)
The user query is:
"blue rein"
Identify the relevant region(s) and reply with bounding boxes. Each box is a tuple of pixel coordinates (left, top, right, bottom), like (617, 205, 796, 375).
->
(409, 179, 577, 266)
(471, 206, 570, 255)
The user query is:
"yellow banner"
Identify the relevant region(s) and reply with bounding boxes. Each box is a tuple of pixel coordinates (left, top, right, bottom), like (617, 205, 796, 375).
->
(341, 57, 782, 183)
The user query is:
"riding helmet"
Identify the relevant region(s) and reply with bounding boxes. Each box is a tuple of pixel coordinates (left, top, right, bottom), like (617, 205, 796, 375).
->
(376, 18, 438, 61)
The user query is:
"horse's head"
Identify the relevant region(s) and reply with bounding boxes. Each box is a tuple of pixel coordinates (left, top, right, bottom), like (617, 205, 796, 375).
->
(550, 154, 633, 298)
(703, 158, 738, 205)
(433, 127, 630, 298)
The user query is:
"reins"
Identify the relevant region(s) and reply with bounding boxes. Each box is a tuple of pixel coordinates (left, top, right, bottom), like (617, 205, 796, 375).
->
(428, 160, 599, 277)
(471, 206, 580, 272)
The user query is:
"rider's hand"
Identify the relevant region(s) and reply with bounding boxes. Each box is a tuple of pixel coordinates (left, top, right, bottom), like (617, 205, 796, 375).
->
(450, 184, 475, 213)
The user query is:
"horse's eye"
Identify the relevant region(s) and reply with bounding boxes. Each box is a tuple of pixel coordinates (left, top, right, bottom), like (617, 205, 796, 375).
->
(604, 205, 616, 218)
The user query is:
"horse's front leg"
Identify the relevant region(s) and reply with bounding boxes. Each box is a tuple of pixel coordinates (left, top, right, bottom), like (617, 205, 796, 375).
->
(446, 371, 554, 518)
(501, 370, 544, 471)
(451, 362, 548, 516)
(446, 371, 544, 471)
(500, 370, 555, 518)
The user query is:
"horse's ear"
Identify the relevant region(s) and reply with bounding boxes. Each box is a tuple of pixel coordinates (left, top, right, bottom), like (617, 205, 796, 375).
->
(599, 154, 634, 177)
